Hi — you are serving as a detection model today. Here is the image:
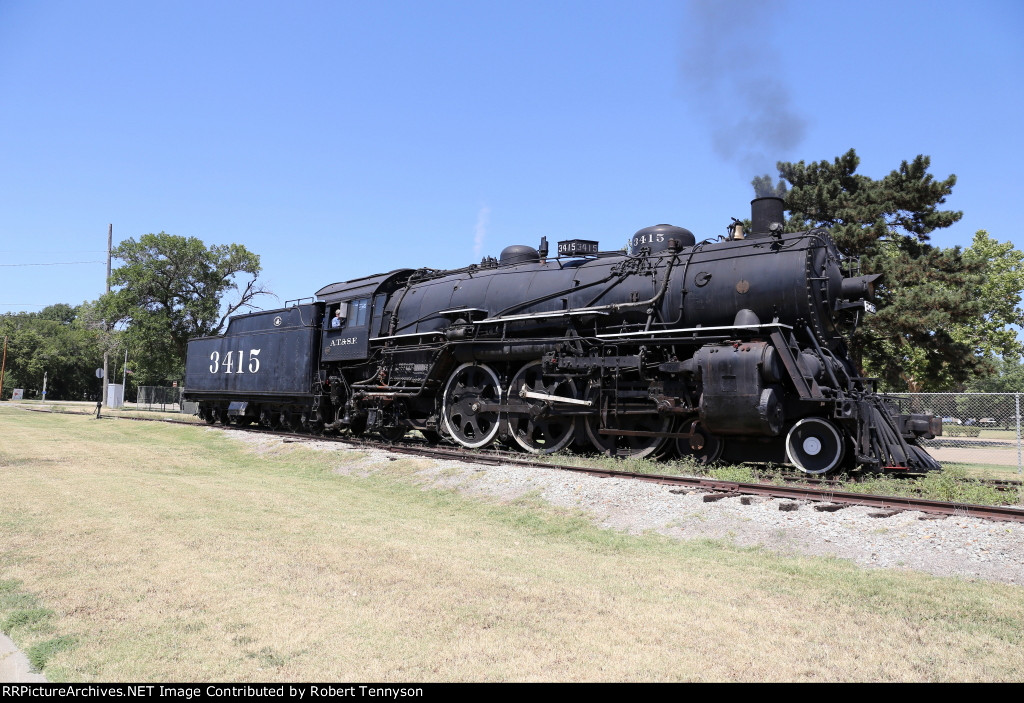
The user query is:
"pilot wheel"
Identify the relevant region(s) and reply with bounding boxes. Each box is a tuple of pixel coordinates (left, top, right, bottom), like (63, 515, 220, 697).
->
(785, 417, 845, 475)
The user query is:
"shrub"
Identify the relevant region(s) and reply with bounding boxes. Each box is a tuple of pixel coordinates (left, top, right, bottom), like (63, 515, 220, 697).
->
(944, 426, 981, 437)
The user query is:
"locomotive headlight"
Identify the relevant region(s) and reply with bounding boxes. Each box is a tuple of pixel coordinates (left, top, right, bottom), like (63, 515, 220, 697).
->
(840, 273, 881, 301)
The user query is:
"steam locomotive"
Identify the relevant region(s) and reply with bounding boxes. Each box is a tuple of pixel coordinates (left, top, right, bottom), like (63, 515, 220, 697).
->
(184, 197, 941, 474)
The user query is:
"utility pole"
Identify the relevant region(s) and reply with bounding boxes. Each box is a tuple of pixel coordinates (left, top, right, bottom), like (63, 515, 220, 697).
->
(102, 224, 112, 407)
(0, 335, 7, 400)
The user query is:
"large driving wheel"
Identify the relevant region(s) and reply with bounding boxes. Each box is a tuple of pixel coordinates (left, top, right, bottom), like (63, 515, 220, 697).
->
(585, 384, 672, 459)
(785, 417, 845, 475)
(506, 361, 578, 455)
(442, 363, 503, 449)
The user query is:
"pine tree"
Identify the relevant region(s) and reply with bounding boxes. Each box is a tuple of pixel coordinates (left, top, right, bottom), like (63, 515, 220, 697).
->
(770, 149, 987, 391)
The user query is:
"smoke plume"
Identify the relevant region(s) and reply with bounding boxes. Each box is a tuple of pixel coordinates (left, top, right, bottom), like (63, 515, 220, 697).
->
(679, 0, 806, 177)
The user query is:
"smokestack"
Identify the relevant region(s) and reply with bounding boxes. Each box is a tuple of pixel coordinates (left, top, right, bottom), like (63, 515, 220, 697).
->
(750, 197, 785, 237)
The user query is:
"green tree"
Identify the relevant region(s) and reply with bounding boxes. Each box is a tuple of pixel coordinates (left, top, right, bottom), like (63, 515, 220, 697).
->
(99, 233, 271, 382)
(954, 357, 1024, 427)
(965, 356, 1024, 393)
(766, 148, 987, 391)
(37, 303, 77, 325)
(0, 304, 105, 400)
(953, 230, 1024, 360)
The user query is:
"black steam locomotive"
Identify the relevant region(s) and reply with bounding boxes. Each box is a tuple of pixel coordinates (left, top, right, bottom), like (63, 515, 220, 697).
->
(184, 197, 941, 474)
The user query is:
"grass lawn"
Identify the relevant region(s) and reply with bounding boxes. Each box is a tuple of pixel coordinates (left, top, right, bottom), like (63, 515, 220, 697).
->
(942, 461, 1024, 480)
(1, 406, 1022, 682)
(978, 429, 1022, 440)
(6, 399, 201, 424)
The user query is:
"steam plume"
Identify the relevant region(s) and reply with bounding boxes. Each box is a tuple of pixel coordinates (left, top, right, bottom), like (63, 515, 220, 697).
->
(680, 0, 806, 177)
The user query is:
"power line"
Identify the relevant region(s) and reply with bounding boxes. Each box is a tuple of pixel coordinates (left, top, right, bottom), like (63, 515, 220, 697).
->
(0, 260, 105, 267)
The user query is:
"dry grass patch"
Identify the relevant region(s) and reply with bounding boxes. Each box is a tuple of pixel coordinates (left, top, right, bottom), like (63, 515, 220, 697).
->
(0, 407, 1023, 681)
(8, 400, 202, 423)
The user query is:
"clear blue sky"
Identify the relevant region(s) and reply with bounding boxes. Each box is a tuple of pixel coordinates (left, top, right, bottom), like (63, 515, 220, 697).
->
(1, 0, 1022, 313)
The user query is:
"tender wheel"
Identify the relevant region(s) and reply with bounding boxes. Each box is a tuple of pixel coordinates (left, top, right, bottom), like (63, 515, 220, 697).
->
(675, 422, 724, 466)
(304, 413, 324, 435)
(268, 410, 283, 430)
(442, 362, 503, 449)
(786, 417, 845, 475)
(201, 405, 216, 425)
(259, 408, 283, 430)
(506, 362, 578, 455)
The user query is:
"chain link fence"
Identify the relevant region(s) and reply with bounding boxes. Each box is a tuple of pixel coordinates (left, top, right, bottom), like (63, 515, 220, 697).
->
(135, 386, 183, 412)
(890, 393, 1022, 475)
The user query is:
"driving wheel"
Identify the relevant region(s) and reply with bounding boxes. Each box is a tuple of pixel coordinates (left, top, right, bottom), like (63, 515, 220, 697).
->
(442, 363, 503, 449)
(506, 361, 578, 455)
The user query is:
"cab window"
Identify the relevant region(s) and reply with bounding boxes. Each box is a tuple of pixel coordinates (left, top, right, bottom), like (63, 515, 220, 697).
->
(349, 298, 370, 327)
(326, 302, 349, 330)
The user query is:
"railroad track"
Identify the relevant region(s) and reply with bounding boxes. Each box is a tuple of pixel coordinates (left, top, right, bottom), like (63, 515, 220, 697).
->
(304, 435, 1024, 523)
(11, 405, 1024, 523)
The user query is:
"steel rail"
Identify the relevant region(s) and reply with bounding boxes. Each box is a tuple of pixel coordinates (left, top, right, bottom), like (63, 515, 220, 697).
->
(374, 443, 1024, 523)
(9, 405, 1024, 522)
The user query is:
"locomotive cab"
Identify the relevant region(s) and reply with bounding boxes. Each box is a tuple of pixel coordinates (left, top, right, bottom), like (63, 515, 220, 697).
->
(322, 297, 371, 361)
(316, 270, 412, 362)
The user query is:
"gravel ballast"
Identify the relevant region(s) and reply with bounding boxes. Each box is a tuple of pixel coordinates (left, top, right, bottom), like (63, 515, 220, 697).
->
(235, 432, 1024, 586)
